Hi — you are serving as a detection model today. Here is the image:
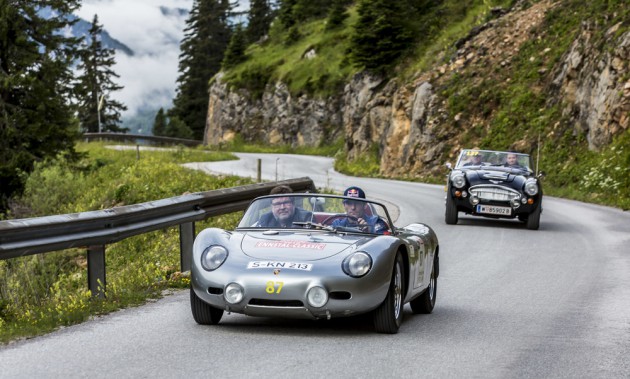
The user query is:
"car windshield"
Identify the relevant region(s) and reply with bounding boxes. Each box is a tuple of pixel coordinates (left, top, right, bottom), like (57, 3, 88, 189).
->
(455, 149, 534, 173)
(238, 194, 393, 235)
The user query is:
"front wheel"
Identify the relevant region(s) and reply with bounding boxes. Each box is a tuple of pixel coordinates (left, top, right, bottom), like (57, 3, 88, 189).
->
(190, 286, 224, 325)
(373, 253, 404, 334)
(410, 256, 437, 314)
(526, 203, 541, 230)
(445, 195, 458, 225)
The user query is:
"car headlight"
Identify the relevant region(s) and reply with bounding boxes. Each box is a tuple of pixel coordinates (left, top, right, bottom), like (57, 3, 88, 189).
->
(200, 245, 228, 271)
(524, 179, 539, 196)
(307, 286, 328, 308)
(342, 252, 372, 278)
(225, 283, 244, 304)
(450, 172, 466, 189)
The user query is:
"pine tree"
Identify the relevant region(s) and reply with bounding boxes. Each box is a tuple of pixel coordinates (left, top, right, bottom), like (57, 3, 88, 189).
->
(326, 0, 349, 30)
(0, 1, 82, 212)
(293, 0, 333, 22)
(153, 108, 167, 136)
(222, 24, 248, 69)
(170, 0, 234, 140)
(277, 0, 298, 28)
(75, 14, 128, 133)
(350, 0, 413, 74)
(164, 117, 194, 139)
(246, 0, 273, 43)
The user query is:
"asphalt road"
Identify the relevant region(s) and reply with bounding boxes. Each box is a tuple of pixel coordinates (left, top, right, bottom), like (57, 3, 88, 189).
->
(1, 153, 629, 378)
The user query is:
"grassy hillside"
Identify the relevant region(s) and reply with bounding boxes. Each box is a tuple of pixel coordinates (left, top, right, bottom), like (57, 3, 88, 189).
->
(219, 0, 630, 209)
(0, 143, 252, 343)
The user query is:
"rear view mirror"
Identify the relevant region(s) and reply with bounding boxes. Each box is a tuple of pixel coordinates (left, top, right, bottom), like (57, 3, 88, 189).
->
(445, 162, 452, 170)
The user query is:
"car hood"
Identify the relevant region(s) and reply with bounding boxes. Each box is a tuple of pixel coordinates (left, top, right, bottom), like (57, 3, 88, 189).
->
(240, 232, 366, 260)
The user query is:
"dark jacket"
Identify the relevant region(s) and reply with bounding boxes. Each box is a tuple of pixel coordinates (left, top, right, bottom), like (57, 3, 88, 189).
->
(257, 208, 313, 228)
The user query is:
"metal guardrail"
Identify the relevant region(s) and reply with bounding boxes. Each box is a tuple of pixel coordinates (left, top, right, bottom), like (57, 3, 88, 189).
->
(83, 132, 203, 147)
(0, 177, 316, 297)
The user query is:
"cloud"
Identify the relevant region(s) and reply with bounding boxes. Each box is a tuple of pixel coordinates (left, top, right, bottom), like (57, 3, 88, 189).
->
(76, 0, 251, 117)
(76, 0, 193, 116)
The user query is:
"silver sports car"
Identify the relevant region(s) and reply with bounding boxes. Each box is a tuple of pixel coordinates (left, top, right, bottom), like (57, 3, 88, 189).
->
(190, 193, 440, 334)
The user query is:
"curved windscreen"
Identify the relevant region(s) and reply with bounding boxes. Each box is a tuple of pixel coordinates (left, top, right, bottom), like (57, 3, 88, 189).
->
(455, 149, 534, 173)
(238, 194, 393, 235)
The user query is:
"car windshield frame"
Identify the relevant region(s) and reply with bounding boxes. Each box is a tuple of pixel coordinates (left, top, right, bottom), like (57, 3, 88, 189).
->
(237, 193, 395, 235)
(455, 149, 534, 173)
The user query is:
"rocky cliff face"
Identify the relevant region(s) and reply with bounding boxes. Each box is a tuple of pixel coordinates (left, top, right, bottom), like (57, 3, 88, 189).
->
(204, 0, 629, 178)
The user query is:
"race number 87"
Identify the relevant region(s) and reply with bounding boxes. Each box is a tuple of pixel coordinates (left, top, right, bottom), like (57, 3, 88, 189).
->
(266, 281, 284, 294)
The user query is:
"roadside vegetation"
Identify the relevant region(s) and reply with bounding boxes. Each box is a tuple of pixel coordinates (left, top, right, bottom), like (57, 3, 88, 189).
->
(0, 142, 252, 344)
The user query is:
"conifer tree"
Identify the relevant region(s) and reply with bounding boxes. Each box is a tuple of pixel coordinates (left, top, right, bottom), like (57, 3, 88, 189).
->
(153, 108, 168, 136)
(222, 24, 248, 69)
(277, 0, 298, 28)
(170, 0, 234, 140)
(75, 14, 128, 133)
(0, 1, 82, 212)
(247, 0, 273, 43)
(326, 0, 349, 30)
(350, 0, 413, 74)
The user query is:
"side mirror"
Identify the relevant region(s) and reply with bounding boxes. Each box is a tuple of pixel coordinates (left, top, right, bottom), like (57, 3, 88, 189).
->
(445, 162, 452, 170)
(537, 171, 545, 179)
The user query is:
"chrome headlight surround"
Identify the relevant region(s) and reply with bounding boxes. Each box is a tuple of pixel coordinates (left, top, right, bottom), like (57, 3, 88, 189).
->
(450, 172, 466, 189)
(200, 245, 228, 271)
(342, 252, 372, 278)
(524, 179, 539, 196)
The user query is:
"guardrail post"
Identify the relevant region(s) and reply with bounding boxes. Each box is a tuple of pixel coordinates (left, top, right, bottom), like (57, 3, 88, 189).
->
(180, 222, 195, 272)
(257, 159, 262, 182)
(87, 245, 106, 298)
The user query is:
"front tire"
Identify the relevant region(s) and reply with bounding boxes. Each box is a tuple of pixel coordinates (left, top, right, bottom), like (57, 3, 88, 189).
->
(445, 195, 458, 225)
(410, 256, 437, 314)
(190, 286, 224, 325)
(373, 253, 404, 334)
(526, 203, 541, 230)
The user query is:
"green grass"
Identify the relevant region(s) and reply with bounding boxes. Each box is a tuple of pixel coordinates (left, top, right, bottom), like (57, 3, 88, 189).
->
(0, 142, 252, 344)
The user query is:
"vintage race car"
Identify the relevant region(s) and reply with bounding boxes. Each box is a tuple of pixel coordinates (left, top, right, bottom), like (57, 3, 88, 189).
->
(445, 149, 544, 230)
(190, 193, 439, 334)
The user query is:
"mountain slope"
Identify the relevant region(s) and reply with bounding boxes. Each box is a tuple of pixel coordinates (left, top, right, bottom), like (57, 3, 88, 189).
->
(205, 0, 630, 208)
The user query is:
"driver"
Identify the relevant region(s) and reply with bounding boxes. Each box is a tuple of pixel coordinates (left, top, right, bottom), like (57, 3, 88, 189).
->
(332, 186, 388, 234)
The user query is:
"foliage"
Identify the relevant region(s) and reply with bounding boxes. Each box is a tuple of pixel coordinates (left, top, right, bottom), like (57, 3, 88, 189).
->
(350, 0, 413, 74)
(326, 0, 350, 30)
(152, 108, 167, 136)
(0, 0, 82, 214)
(246, 0, 274, 43)
(1, 142, 249, 343)
(170, 0, 234, 139)
(333, 143, 381, 177)
(222, 24, 248, 69)
(75, 14, 128, 133)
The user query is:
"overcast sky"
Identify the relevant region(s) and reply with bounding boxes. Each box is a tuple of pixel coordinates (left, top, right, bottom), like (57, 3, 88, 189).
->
(76, 0, 249, 117)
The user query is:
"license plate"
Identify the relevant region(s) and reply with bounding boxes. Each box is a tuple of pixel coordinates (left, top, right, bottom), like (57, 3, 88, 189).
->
(476, 205, 511, 216)
(247, 261, 313, 271)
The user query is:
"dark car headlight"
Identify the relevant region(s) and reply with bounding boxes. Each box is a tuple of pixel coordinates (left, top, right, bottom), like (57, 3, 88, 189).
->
(450, 172, 466, 189)
(200, 245, 228, 271)
(524, 179, 539, 196)
(342, 252, 372, 278)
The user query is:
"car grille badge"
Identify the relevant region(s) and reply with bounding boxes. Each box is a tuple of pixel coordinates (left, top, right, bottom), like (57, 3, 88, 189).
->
(490, 180, 502, 184)
(273, 269, 281, 275)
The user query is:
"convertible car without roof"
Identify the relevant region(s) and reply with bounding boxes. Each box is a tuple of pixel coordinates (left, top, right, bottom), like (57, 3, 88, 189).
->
(445, 149, 544, 230)
(190, 193, 439, 334)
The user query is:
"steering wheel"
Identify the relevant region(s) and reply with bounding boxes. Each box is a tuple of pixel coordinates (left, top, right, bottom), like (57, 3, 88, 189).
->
(320, 214, 369, 232)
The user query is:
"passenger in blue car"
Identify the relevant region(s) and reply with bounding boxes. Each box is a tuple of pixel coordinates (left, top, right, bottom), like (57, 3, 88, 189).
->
(332, 186, 388, 234)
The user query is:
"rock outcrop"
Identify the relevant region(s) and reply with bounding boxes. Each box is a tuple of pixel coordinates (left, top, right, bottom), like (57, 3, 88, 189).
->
(204, 0, 629, 176)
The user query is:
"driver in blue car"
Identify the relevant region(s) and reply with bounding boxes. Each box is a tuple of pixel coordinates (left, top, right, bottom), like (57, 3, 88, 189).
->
(332, 186, 388, 234)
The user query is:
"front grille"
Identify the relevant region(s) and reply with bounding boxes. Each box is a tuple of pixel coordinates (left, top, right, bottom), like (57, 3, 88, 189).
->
(248, 299, 304, 307)
(470, 186, 519, 201)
